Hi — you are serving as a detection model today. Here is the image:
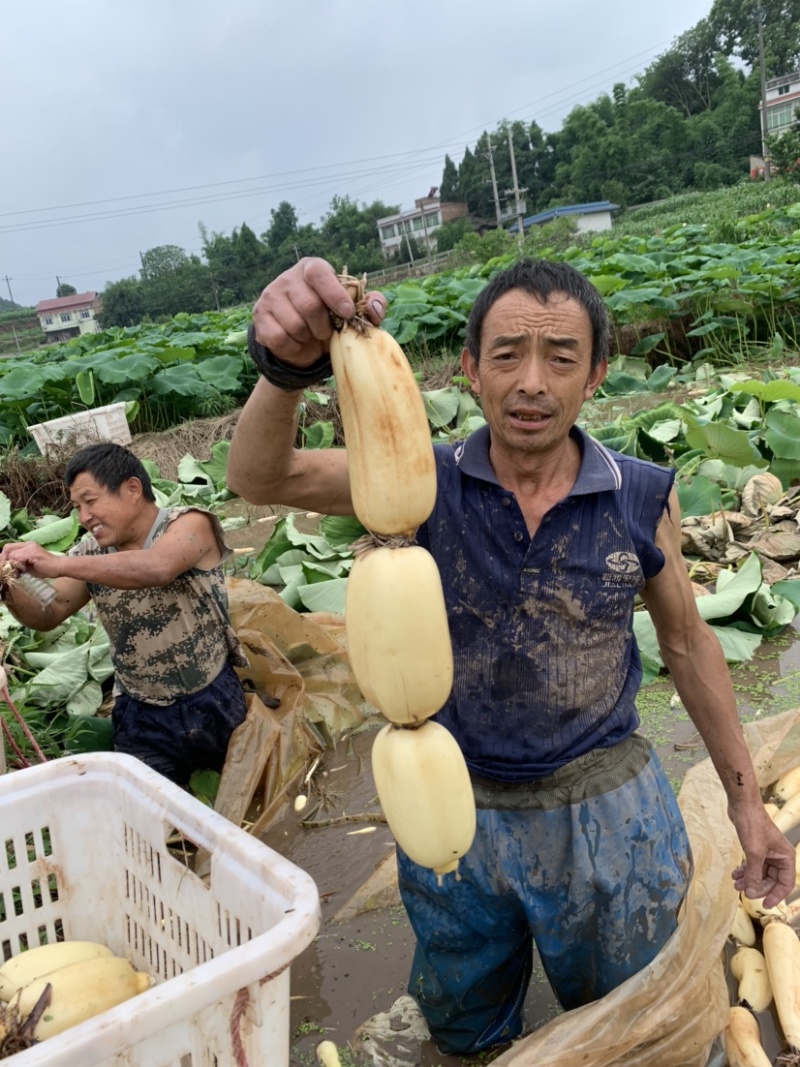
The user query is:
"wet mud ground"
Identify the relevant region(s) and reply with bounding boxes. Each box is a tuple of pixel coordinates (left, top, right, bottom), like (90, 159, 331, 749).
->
(258, 620, 800, 1067)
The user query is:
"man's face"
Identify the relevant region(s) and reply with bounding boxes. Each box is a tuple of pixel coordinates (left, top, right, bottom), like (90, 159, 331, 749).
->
(69, 473, 141, 548)
(461, 289, 607, 461)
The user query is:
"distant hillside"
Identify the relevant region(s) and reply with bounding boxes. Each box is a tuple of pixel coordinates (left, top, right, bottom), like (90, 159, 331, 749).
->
(0, 297, 20, 312)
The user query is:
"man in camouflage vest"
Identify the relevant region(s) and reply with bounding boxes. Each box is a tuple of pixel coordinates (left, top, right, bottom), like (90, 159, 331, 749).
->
(0, 442, 248, 786)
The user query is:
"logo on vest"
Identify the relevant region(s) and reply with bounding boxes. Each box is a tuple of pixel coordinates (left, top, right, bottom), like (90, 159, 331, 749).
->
(605, 551, 640, 575)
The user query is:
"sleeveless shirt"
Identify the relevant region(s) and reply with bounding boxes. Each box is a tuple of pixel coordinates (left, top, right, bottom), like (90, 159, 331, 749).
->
(68, 506, 247, 705)
(416, 424, 675, 782)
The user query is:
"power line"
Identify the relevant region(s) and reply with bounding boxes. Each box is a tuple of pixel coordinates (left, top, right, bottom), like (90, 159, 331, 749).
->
(5, 36, 707, 296)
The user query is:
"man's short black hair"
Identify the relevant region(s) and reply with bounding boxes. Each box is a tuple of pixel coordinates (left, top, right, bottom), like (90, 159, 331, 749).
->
(464, 258, 610, 369)
(64, 442, 156, 502)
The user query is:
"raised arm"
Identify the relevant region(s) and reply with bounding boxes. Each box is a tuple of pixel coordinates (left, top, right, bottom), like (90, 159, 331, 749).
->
(227, 258, 385, 511)
(2, 512, 220, 593)
(640, 487, 794, 907)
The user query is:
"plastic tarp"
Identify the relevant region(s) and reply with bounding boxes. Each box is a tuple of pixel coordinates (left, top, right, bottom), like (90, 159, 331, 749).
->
(224, 578, 375, 829)
(489, 708, 800, 1067)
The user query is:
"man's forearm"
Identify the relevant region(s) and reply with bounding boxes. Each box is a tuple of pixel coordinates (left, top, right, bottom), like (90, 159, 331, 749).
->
(660, 623, 761, 807)
(1, 584, 58, 630)
(227, 377, 303, 503)
(57, 552, 174, 590)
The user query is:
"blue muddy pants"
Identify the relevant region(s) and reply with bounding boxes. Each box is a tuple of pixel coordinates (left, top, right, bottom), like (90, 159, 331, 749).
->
(397, 744, 692, 1055)
(112, 660, 248, 787)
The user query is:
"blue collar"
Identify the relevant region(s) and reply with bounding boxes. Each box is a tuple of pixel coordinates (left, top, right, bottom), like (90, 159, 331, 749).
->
(453, 423, 622, 495)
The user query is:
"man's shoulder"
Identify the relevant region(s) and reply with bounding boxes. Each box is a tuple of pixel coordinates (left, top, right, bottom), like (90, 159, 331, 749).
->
(158, 506, 219, 536)
(68, 534, 102, 557)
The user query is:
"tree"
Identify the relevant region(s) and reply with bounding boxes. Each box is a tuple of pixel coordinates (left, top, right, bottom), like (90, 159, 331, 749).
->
(708, 0, 800, 77)
(56, 282, 77, 298)
(517, 121, 557, 212)
(138, 245, 214, 318)
(235, 223, 268, 299)
(440, 155, 459, 201)
(139, 245, 188, 283)
(396, 233, 423, 264)
(200, 225, 247, 304)
(637, 20, 722, 116)
(319, 196, 398, 274)
(455, 228, 515, 263)
(434, 217, 473, 253)
(684, 60, 762, 187)
(456, 145, 490, 215)
(98, 278, 146, 328)
(263, 201, 299, 253)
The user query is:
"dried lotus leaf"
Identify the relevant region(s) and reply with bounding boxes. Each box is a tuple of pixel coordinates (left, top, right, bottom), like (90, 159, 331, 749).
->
(741, 473, 784, 516)
(720, 511, 754, 532)
(747, 532, 800, 562)
(760, 559, 791, 585)
(681, 527, 714, 557)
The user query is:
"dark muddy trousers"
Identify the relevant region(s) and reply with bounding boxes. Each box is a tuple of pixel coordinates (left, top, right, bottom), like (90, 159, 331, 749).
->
(397, 742, 692, 1055)
(112, 660, 248, 787)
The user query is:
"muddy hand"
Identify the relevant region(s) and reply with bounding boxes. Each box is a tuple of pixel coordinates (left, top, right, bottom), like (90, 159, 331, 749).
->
(252, 258, 386, 367)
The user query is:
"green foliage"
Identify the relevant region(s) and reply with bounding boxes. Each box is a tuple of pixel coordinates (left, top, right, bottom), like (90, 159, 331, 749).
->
(0, 307, 35, 323)
(98, 277, 146, 329)
(708, 0, 800, 76)
(520, 217, 579, 257)
(0, 306, 256, 444)
(768, 125, 800, 183)
(634, 552, 795, 680)
(455, 228, 516, 263)
(320, 195, 398, 274)
(434, 216, 473, 253)
(55, 283, 76, 298)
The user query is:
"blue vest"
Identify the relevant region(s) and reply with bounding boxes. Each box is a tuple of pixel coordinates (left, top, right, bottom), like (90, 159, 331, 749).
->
(416, 424, 675, 782)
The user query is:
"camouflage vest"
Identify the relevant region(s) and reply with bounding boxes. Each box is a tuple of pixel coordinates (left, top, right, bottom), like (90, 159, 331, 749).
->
(69, 506, 248, 705)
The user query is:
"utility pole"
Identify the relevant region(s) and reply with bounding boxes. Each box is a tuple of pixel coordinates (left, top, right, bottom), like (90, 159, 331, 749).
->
(757, 0, 772, 181)
(209, 271, 221, 312)
(420, 205, 430, 258)
(505, 127, 528, 244)
(403, 220, 416, 266)
(2, 275, 14, 304)
(56, 275, 62, 294)
(485, 141, 504, 228)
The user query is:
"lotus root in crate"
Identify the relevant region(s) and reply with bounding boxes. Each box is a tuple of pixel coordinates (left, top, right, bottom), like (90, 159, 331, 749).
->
(0, 752, 320, 1066)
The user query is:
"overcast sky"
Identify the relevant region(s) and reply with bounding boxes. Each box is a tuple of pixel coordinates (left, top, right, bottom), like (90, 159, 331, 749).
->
(1, 0, 713, 308)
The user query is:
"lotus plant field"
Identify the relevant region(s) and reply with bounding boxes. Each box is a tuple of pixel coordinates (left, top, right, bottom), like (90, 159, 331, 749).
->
(2, 201, 800, 764)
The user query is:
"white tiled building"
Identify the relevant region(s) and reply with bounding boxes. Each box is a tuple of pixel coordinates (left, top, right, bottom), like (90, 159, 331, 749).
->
(377, 191, 469, 258)
(35, 292, 102, 343)
(762, 71, 800, 136)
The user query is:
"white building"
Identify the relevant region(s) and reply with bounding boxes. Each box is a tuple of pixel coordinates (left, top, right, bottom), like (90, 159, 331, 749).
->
(377, 191, 469, 258)
(509, 201, 619, 236)
(761, 71, 800, 138)
(35, 292, 102, 343)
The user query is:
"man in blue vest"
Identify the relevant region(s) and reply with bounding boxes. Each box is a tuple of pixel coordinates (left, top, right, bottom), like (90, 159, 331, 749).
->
(227, 257, 793, 1055)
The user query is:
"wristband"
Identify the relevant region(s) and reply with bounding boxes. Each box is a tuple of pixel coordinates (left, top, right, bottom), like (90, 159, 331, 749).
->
(247, 324, 333, 392)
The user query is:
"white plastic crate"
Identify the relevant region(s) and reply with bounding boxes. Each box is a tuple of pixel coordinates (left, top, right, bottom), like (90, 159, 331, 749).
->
(0, 753, 320, 1066)
(28, 403, 132, 456)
